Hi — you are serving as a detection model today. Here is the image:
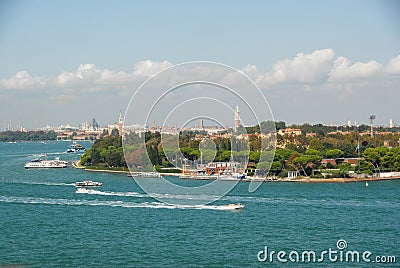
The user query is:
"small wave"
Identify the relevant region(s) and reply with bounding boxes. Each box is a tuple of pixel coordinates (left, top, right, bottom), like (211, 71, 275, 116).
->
(46, 152, 69, 155)
(0, 196, 242, 211)
(0, 153, 32, 158)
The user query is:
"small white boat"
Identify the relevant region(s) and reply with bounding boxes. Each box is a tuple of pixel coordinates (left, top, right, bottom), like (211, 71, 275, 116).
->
(67, 142, 86, 153)
(75, 180, 103, 187)
(365, 181, 369, 187)
(226, 203, 245, 210)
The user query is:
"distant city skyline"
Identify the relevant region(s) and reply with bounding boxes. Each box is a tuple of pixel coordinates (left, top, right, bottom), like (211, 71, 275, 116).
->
(1, 114, 399, 132)
(1, 1, 399, 129)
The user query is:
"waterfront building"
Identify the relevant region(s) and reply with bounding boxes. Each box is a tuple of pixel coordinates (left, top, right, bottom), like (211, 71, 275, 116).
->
(278, 128, 302, 136)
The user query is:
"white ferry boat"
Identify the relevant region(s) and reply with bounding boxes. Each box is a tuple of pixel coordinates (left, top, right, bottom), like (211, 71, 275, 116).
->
(67, 142, 86, 153)
(24, 157, 67, 169)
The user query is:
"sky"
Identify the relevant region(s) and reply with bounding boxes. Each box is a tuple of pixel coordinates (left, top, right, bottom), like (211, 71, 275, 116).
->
(0, 0, 399, 129)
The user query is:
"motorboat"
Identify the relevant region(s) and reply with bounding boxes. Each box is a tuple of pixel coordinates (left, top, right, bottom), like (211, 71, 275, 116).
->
(67, 142, 86, 153)
(226, 203, 245, 210)
(75, 180, 103, 187)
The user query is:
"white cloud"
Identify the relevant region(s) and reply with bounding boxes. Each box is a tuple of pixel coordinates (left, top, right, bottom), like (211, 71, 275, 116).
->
(76, 64, 100, 80)
(386, 55, 400, 75)
(57, 71, 77, 85)
(328, 57, 383, 82)
(133, 60, 172, 76)
(241, 64, 262, 83)
(1, 53, 399, 99)
(261, 48, 335, 84)
(0, 70, 47, 90)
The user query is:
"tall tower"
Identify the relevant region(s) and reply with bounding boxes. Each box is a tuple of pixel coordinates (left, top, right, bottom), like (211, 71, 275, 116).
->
(199, 119, 204, 129)
(119, 111, 123, 136)
(234, 105, 241, 128)
(389, 118, 394, 128)
(369, 115, 375, 137)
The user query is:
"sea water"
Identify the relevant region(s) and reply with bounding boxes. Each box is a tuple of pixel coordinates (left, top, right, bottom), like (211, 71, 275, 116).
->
(0, 141, 399, 267)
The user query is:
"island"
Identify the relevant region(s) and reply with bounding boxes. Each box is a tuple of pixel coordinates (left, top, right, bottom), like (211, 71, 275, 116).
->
(76, 121, 400, 182)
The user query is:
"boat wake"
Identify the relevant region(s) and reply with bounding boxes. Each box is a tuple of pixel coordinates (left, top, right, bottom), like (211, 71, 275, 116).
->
(75, 189, 293, 203)
(76, 189, 146, 197)
(76, 189, 220, 201)
(1, 180, 75, 186)
(0, 195, 242, 211)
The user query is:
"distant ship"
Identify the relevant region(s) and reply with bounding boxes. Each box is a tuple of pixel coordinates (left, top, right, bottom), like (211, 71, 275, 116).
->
(24, 157, 68, 169)
(217, 173, 246, 180)
(135, 172, 161, 178)
(67, 142, 86, 153)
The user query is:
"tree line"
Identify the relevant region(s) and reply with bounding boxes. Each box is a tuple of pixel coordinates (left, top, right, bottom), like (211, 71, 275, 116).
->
(79, 121, 400, 177)
(0, 130, 57, 141)
(80, 134, 126, 168)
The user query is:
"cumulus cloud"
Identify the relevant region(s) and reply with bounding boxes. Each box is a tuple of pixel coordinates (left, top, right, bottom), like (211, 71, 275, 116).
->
(133, 60, 172, 76)
(386, 55, 400, 75)
(75, 64, 100, 80)
(1, 70, 47, 90)
(328, 57, 383, 82)
(241, 64, 263, 82)
(243, 49, 400, 90)
(0, 60, 175, 100)
(261, 48, 335, 84)
(1, 53, 400, 98)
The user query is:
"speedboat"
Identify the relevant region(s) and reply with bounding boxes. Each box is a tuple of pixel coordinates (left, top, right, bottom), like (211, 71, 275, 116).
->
(67, 142, 86, 153)
(75, 180, 103, 187)
(226, 203, 245, 210)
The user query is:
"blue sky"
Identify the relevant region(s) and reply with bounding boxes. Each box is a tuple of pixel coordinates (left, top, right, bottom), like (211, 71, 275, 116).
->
(0, 0, 399, 129)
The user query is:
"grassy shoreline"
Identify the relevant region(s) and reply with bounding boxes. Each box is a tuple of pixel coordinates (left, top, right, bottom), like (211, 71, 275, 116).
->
(283, 176, 400, 183)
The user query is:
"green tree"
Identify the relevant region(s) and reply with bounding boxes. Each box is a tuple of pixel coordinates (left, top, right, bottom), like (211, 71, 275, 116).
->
(309, 138, 324, 152)
(325, 149, 344, 159)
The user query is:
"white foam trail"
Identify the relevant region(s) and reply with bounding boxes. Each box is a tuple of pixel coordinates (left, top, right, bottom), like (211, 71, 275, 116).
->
(1, 180, 75, 186)
(76, 189, 146, 197)
(76, 189, 220, 201)
(75, 189, 317, 206)
(0, 196, 242, 211)
(0, 180, 314, 204)
(30, 182, 75, 186)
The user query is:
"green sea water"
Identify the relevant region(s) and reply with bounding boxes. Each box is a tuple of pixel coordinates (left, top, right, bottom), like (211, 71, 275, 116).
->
(0, 141, 399, 267)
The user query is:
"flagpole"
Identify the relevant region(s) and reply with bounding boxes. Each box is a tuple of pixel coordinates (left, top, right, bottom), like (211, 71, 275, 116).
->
(357, 139, 360, 172)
